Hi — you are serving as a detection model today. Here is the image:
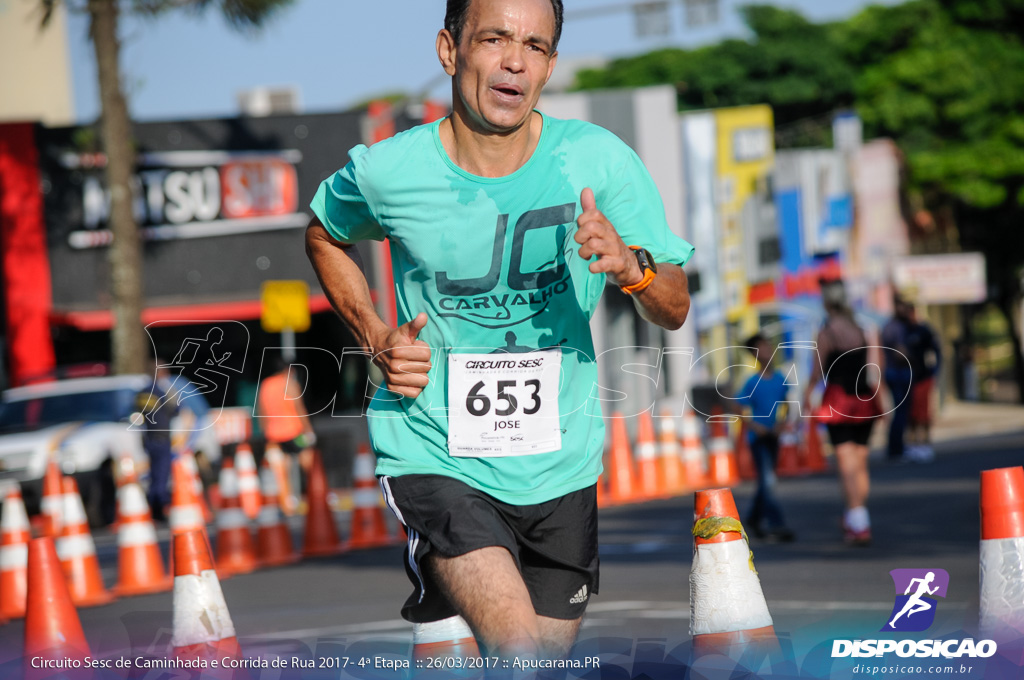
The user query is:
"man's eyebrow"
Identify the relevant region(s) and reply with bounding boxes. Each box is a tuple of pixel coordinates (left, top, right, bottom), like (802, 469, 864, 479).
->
(478, 26, 553, 49)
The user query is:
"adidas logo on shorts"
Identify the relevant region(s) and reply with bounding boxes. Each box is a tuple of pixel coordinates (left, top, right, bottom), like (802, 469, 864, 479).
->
(569, 584, 589, 604)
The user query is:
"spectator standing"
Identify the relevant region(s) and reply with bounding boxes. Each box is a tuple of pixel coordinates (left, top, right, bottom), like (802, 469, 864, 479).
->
(737, 334, 795, 542)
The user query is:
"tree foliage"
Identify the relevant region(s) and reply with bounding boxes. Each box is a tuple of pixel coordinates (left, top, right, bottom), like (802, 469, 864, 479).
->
(575, 0, 1024, 400)
(38, 0, 293, 375)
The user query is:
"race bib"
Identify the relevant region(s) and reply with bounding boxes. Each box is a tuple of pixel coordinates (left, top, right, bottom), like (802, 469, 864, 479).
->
(447, 349, 562, 457)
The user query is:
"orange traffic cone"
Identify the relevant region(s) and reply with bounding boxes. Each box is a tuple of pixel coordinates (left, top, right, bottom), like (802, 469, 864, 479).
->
(412, 615, 481, 675)
(1, 487, 30, 619)
(56, 477, 116, 608)
(234, 444, 262, 520)
(776, 430, 802, 477)
(114, 481, 172, 596)
(595, 473, 609, 508)
(170, 457, 206, 536)
(302, 449, 343, 557)
(801, 422, 829, 473)
(171, 529, 242, 667)
(735, 421, 757, 481)
(263, 444, 296, 514)
(256, 458, 299, 567)
(24, 537, 90, 678)
(679, 410, 707, 490)
(180, 450, 214, 524)
(215, 459, 257, 576)
(690, 488, 777, 659)
(706, 415, 740, 488)
(635, 411, 661, 500)
(606, 413, 638, 504)
(657, 411, 687, 496)
(979, 466, 1024, 651)
(347, 444, 393, 549)
(40, 459, 64, 538)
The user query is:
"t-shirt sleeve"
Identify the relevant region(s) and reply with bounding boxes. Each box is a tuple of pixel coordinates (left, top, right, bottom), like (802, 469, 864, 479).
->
(597, 145, 694, 267)
(309, 144, 386, 243)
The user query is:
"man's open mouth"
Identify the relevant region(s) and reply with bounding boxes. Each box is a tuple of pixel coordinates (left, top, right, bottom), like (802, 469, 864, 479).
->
(492, 84, 524, 98)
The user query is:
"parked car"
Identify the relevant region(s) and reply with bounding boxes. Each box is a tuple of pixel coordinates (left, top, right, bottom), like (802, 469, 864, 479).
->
(0, 374, 221, 526)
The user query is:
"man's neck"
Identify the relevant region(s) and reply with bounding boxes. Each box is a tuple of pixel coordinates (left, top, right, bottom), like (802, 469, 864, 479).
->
(439, 106, 543, 178)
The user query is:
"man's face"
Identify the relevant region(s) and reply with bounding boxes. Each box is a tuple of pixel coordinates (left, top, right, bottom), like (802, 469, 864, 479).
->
(443, 0, 558, 134)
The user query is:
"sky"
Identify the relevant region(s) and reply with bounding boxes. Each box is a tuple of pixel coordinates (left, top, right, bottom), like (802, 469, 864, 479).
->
(64, 0, 906, 124)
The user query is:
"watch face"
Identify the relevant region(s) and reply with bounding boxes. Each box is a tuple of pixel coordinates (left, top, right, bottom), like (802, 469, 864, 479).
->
(638, 248, 657, 274)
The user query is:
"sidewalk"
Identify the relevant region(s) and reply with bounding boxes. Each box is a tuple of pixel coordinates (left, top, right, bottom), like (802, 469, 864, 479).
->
(930, 399, 1024, 443)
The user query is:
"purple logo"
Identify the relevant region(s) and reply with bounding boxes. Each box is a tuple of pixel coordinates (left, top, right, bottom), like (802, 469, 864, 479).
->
(882, 569, 949, 632)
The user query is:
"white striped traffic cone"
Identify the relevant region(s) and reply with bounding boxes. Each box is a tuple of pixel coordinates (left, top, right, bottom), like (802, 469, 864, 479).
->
(215, 459, 257, 576)
(257, 459, 299, 567)
(979, 466, 1024, 657)
(679, 411, 708, 490)
(171, 529, 242, 669)
(346, 444, 393, 549)
(690, 487, 776, 658)
(234, 444, 262, 520)
(57, 477, 116, 608)
(114, 481, 172, 596)
(412, 615, 480, 665)
(657, 412, 687, 496)
(0, 486, 30, 619)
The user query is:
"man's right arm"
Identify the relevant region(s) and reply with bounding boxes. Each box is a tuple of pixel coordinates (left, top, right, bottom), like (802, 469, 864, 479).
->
(305, 217, 432, 399)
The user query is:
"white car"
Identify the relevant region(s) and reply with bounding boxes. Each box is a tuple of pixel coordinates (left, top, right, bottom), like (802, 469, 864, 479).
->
(0, 374, 222, 526)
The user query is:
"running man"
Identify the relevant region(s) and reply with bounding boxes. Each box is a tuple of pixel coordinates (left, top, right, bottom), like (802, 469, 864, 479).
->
(306, 0, 693, 660)
(889, 572, 939, 628)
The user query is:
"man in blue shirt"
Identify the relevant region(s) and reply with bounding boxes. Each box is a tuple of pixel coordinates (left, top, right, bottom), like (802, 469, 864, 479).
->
(737, 334, 795, 542)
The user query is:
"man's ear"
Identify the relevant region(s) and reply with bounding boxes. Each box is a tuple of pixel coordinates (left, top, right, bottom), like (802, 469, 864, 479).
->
(543, 50, 558, 87)
(437, 29, 457, 76)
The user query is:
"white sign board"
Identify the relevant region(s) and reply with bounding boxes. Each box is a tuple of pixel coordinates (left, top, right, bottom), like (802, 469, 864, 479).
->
(891, 253, 987, 304)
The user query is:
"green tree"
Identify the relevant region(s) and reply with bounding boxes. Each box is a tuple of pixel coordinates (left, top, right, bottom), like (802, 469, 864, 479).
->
(39, 0, 294, 375)
(574, 6, 857, 147)
(852, 0, 1024, 401)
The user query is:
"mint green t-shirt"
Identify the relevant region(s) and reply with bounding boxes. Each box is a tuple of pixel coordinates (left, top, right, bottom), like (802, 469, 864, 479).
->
(311, 113, 694, 505)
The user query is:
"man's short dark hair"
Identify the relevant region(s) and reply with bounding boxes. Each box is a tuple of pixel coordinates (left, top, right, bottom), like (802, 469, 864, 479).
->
(745, 333, 766, 358)
(445, 0, 564, 52)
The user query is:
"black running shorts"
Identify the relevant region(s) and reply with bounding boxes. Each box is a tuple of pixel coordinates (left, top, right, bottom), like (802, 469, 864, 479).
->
(827, 422, 874, 446)
(379, 474, 599, 624)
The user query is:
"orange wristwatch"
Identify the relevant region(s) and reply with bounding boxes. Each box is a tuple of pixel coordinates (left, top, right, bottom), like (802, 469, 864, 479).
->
(620, 246, 657, 295)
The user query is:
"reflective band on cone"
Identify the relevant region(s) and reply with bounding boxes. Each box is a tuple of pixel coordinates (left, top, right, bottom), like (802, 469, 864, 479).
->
(979, 466, 1024, 655)
(1, 487, 30, 619)
(57, 477, 115, 608)
(690, 488, 776, 660)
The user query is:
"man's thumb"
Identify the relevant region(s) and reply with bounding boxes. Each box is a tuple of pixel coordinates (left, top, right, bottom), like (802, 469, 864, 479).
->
(403, 312, 428, 340)
(580, 187, 596, 212)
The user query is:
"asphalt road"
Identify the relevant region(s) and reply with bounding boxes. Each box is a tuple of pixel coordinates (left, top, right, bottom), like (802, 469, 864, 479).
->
(3, 431, 1023, 679)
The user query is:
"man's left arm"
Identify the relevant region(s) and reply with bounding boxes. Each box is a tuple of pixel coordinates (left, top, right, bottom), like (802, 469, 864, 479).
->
(575, 187, 690, 330)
